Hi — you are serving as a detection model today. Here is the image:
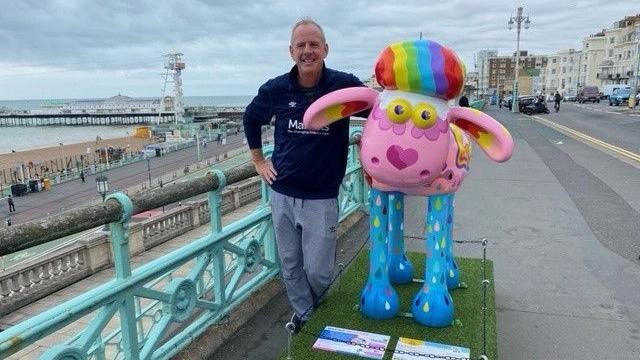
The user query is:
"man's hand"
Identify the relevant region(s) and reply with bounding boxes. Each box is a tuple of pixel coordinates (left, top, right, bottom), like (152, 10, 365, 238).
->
(254, 158, 277, 184)
(250, 148, 277, 184)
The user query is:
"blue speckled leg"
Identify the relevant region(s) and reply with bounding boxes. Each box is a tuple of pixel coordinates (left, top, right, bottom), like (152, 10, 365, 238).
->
(411, 194, 454, 327)
(360, 188, 400, 319)
(388, 192, 414, 284)
(445, 193, 461, 290)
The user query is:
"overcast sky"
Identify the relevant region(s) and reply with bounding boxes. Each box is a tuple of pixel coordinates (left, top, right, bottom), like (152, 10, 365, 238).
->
(0, 1, 636, 100)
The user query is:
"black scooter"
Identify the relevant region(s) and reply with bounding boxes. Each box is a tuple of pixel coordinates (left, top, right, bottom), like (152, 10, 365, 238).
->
(523, 101, 550, 115)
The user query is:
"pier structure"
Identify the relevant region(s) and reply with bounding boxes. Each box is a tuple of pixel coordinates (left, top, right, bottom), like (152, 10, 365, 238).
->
(0, 112, 177, 127)
(160, 52, 186, 123)
(0, 106, 246, 127)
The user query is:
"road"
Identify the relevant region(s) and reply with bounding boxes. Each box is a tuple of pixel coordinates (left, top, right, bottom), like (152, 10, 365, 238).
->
(545, 101, 640, 155)
(453, 104, 640, 358)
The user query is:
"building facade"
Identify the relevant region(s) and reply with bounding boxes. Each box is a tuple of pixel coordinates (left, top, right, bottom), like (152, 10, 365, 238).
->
(600, 15, 640, 87)
(476, 50, 498, 95)
(543, 49, 582, 96)
(581, 32, 606, 88)
(464, 71, 479, 98)
(488, 51, 547, 97)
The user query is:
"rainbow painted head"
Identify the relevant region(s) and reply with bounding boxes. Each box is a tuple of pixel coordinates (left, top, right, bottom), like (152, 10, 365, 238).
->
(375, 40, 466, 100)
(303, 39, 514, 196)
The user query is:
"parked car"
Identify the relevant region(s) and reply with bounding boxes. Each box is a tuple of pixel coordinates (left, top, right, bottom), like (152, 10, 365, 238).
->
(602, 84, 630, 99)
(564, 94, 577, 102)
(577, 86, 600, 103)
(609, 88, 631, 106)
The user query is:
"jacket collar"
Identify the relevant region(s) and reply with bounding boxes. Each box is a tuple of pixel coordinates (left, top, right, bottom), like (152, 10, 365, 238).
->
(288, 63, 328, 90)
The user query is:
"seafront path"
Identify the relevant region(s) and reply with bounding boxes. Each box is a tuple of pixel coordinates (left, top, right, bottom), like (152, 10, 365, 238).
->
(0, 132, 256, 226)
(1, 105, 640, 359)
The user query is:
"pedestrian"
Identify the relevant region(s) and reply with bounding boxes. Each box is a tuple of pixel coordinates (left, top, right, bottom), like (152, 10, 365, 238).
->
(554, 91, 562, 112)
(243, 18, 367, 334)
(499, 95, 503, 109)
(80, 171, 85, 183)
(458, 94, 469, 107)
(7, 195, 15, 213)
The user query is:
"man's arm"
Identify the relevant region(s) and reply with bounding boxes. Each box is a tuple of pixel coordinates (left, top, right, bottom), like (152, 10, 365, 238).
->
(243, 82, 277, 184)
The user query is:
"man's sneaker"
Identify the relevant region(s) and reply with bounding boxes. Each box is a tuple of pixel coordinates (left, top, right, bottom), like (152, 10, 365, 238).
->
(288, 312, 307, 335)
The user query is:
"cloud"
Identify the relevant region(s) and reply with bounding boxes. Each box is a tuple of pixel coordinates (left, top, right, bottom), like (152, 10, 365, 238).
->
(0, 0, 635, 99)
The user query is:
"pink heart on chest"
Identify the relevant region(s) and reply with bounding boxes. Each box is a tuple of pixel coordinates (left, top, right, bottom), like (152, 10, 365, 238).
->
(386, 145, 418, 170)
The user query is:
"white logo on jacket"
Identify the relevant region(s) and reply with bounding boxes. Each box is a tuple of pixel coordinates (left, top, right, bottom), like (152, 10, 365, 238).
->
(287, 119, 329, 135)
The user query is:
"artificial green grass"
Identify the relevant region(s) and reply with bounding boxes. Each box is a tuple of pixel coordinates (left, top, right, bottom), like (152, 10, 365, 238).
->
(279, 251, 497, 359)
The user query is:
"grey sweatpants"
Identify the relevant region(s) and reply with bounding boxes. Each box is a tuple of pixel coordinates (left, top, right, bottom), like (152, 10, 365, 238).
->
(271, 189, 338, 320)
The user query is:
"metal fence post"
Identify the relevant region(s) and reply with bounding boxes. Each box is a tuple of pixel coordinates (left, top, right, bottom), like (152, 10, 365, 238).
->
(208, 169, 226, 233)
(106, 192, 140, 360)
(208, 168, 227, 307)
(259, 146, 274, 206)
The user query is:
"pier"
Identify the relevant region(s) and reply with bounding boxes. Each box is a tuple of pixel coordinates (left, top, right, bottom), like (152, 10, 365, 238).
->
(0, 112, 177, 127)
(0, 106, 247, 127)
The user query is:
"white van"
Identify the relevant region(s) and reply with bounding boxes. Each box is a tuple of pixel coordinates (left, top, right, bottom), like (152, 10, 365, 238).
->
(602, 84, 631, 99)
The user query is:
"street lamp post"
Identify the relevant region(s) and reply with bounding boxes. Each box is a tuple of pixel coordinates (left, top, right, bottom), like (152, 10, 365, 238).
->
(508, 6, 531, 113)
(96, 174, 109, 202)
(196, 132, 201, 161)
(59, 142, 64, 172)
(146, 158, 152, 189)
(96, 174, 109, 231)
(630, 37, 640, 108)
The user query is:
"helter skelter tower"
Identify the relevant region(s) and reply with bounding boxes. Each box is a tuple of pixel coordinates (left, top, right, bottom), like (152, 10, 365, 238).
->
(160, 52, 186, 123)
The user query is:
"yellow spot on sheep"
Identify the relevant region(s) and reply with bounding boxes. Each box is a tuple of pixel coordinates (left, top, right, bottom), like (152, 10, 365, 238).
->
(423, 301, 430, 313)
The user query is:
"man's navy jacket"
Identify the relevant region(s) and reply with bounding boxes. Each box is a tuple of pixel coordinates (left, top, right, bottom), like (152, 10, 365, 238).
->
(243, 65, 365, 199)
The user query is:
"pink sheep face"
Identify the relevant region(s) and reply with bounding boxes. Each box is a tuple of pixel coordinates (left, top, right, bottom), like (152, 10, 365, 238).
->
(361, 90, 451, 190)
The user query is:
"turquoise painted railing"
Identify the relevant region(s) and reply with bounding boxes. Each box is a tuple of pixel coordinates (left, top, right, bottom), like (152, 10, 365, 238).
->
(0, 138, 366, 360)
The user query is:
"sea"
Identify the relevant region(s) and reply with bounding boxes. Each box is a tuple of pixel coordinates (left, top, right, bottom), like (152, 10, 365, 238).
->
(0, 95, 253, 154)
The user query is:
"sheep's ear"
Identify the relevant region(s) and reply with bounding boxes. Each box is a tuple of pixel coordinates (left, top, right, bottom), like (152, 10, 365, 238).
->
(447, 107, 514, 162)
(303, 87, 378, 130)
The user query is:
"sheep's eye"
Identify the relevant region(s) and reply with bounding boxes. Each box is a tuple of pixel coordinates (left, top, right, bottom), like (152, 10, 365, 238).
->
(412, 103, 438, 129)
(386, 98, 412, 123)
